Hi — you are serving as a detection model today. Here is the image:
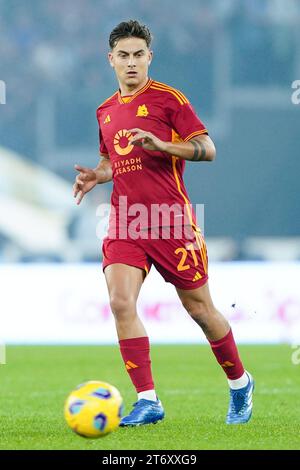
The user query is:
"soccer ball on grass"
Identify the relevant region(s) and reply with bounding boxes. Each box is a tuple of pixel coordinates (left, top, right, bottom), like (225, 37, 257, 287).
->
(64, 381, 123, 438)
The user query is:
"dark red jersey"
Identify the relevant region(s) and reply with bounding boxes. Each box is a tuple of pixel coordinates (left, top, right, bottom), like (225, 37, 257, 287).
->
(96, 79, 208, 233)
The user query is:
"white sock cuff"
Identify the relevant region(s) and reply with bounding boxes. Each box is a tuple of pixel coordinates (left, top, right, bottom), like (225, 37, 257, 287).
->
(228, 371, 250, 390)
(137, 390, 157, 402)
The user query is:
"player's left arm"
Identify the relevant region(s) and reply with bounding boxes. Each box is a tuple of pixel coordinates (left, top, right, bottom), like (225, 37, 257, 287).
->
(128, 128, 216, 162)
(164, 133, 216, 162)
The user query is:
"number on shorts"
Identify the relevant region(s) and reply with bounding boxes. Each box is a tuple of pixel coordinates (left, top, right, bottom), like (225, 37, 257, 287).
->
(174, 247, 190, 271)
(174, 244, 199, 272)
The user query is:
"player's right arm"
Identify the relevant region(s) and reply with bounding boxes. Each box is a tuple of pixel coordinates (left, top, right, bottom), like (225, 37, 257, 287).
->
(73, 155, 113, 205)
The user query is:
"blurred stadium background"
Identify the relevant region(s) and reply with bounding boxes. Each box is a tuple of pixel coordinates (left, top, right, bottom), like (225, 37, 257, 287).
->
(1, 0, 300, 346)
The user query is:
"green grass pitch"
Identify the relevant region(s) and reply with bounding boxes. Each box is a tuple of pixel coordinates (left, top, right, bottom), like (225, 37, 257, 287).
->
(0, 345, 299, 450)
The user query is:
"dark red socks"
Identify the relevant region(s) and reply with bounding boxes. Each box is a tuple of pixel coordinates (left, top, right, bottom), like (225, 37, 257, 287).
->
(119, 336, 155, 392)
(208, 329, 245, 380)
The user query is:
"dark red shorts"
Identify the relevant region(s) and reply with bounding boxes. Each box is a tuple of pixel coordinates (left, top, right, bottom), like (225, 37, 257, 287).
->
(102, 226, 208, 290)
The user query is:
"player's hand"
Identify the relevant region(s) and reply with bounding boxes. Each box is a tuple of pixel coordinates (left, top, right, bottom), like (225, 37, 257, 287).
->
(73, 164, 98, 205)
(128, 128, 167, 152)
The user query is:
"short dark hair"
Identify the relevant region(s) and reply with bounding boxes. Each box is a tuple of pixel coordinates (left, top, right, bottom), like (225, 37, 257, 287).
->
(109, 20, 152, 50)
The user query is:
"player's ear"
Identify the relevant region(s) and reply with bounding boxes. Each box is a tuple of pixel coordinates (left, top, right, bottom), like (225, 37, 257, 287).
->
(148, 50, 153, 66)
(108, 52, 114, 68)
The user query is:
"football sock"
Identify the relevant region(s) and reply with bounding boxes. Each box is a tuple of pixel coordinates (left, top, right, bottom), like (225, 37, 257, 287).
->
(227, 371, 249, 390)
(137, 390, 157, 402)
(208, 328, 245, 380)
(119, 336, 155, 394)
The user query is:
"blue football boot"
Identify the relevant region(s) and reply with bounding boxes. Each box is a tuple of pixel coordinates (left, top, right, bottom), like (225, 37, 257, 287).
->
(120, 399, 165, 427)
(226, 372, 254, 424)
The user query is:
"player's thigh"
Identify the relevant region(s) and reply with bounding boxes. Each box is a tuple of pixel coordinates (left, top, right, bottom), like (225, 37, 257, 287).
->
(102, 236, 150, 308)
(104, 263, 145, 307)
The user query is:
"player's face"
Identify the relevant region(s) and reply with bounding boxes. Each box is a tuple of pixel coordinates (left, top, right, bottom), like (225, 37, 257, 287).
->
(108, 37, 152, 89)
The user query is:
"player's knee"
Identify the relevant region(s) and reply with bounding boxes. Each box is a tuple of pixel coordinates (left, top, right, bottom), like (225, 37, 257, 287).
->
(109, 294, 136, 320)
(181, 298, 207, 316)
(182, 299, 212, 328)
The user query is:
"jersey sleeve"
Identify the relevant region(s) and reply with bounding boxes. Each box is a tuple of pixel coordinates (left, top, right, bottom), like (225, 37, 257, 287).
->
(169, 99, 208, 142)
(96, 106, 109, 156)
(99, 126, 109, 156)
